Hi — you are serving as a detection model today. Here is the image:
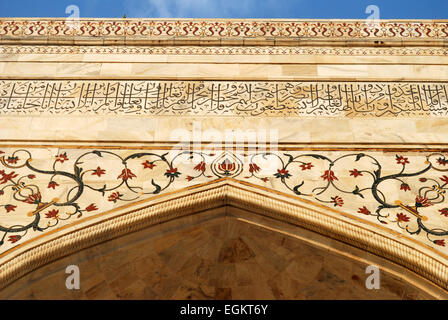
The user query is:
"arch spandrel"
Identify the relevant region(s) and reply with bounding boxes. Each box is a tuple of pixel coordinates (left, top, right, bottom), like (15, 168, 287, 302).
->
(1, 17, 448, 298)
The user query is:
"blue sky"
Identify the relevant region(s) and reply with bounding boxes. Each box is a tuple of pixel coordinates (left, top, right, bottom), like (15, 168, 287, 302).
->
(0, 0, 447, 19)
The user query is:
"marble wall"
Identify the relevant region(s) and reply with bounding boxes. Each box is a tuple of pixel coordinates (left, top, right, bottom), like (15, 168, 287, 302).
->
(0, 18, 448, 299)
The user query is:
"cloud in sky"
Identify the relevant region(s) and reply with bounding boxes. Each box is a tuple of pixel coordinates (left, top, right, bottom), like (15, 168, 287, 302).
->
(124, 0, 448, 19)
(125, 0, 295, 18)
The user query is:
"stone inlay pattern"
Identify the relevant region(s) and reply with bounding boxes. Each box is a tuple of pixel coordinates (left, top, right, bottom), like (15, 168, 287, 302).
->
(1, 147, 448, 256)
(1, 80, 447, 117)
(1, 45, 448, 56)
(1, 19, 447, 40)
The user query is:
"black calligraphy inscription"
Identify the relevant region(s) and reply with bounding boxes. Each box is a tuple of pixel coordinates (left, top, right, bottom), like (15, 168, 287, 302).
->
(0, 80, 446, 117)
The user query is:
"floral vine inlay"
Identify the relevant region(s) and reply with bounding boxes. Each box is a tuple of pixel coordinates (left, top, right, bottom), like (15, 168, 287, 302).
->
(1, 147, 448, 256)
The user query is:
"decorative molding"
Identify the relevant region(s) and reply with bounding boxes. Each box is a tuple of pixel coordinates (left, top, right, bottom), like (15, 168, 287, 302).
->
(1, 80, 447, 117)
(0, 19, 447, 42)
(1, 45, 448, 56)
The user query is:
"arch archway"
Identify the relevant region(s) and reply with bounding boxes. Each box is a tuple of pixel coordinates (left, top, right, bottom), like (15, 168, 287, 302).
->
(1, 179, 447, 299)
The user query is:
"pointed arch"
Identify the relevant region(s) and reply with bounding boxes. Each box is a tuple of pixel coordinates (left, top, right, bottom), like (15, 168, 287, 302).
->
(0, 178, 447, 296)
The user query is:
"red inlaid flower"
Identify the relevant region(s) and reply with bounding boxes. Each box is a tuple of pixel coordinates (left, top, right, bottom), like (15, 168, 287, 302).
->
(441, 176, 448, 185)
(415, 196, 432, 207)
(142, 160, 156, 169)
(439, 208, 448, 217)
(358, 206, 371, 215)
(48, 181, 59, 189)
(331, 196, 344, 207)
(249, 163, 261, 173)
(300, 163, 313, 171)
(434, 239, 446, 247)
(275, 168, 291, 179)
(6, 156, 19, 164)
(45, 209, 59, 219)
(5, 204, 16, 213)
(321, 170, 338, 182)
(8, 235, 21, 243)
(396, 155, 409, 165)
(117, 168, 137, 181)
(400, 183, 411, 192)
(27, 174, 36, 179)
(108, 192, 122, 203)
(0, 170, 18, 184)
(396, 212, 410, 222)
(194, 161, 207, 172)
(165, 167, 181, 178)
(92, 167, 106, 177)
(55, 152, 69, 163)
(437, 158, 448, 166)
(349, 169, 362, 178)
(218, 159, 235, 173)
(24, 193, 41, 204)
(261, 177, 269, 182)
(85, 204, 98, 212)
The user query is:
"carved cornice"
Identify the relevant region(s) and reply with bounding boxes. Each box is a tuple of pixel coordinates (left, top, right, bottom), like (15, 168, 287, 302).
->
(0, 18, 447, 46)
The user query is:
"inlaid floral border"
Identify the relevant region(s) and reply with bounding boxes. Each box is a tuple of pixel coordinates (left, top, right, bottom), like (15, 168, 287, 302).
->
(1, 45, 447, 57)
(0, 19, 447, 40)
(1, 146, 448, 258)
